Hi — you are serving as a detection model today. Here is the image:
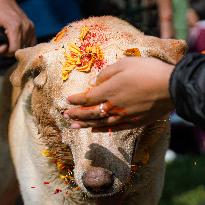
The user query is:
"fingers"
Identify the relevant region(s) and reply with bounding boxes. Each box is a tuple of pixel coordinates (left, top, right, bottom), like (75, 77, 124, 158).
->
(68, 112, 148, 130)
(70, 115, 122, 129)
(64, 104, 109, 120)
(22, 17, 36, 47)
(68, 82, 111, 106)
(96, 63, 120, 84)
(0, 3, 36, 56)
(69, 116, 143, 130)
(68, 61, 122, 106)
(6, 24, 22, 55)
(64, 102, 129, 121)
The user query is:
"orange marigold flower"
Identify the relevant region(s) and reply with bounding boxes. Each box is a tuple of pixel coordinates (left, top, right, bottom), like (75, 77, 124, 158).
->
(62, 26, 104, 81)
(124, 48, 141, 57)
(53, 27, 67, 42)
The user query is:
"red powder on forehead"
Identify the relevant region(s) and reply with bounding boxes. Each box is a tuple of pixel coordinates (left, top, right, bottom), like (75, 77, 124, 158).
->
(83, 24, 109, 45)
(121, 32, 134, 41)
(79, 30, 105, 71)
(90, 23, 108, 31)
(62, 25, 106, 80)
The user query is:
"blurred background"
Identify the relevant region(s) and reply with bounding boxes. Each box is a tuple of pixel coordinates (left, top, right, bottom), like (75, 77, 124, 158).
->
(0, 0, 205, 204)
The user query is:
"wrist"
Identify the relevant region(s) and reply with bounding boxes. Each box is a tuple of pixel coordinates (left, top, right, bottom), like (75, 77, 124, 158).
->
(159, 63, 175, 109)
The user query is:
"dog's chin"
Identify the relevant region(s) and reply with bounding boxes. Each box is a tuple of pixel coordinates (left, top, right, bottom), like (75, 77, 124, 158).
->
(85, 189, 117, 198)
(84, 188, 125, 204)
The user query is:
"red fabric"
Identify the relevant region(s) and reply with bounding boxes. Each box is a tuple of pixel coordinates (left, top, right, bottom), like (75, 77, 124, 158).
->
(195, 29, 205, 52)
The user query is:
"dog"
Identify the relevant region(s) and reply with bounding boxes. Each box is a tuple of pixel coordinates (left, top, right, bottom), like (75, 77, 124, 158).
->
(8, 16, 186, 205)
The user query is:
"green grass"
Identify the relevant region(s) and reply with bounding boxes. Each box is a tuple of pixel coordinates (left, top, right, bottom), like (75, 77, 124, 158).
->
(160, 155, 205, 205)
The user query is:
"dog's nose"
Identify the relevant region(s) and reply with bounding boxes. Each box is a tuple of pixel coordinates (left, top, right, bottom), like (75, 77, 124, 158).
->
(82, 167, 114, 193)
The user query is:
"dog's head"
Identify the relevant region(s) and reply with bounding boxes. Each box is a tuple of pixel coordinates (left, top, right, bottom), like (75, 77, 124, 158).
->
(11, 16, 186, 197)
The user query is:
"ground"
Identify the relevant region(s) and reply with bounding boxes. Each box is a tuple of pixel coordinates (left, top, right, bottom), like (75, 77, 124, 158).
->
(160, 155, 205, 205)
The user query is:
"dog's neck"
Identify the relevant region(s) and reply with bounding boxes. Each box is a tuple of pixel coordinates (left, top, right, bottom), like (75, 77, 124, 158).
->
(10, 82, 89, 204)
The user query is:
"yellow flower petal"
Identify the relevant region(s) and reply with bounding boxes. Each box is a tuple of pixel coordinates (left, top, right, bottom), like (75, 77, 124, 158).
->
(62, 71, 69, 81)
(76, 64, 91, 72)
(41, 149, 52, 157)
(80, 26, 90, 41)
(68, 44, 82, 55)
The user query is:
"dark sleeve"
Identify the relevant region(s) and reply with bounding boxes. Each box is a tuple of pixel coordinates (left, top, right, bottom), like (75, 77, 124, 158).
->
(169, 53, 205, 129)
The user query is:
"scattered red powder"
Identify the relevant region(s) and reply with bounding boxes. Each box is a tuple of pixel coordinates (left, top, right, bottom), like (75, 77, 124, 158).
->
(31, 186, 36, 189)
(95, 59, 105, 70)
(43, 181, 50, 185)
(54, 188, 62, 194)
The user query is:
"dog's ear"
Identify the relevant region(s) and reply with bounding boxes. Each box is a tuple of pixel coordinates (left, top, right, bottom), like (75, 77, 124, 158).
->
(143, 36, 187, 65)
(10, 44, 48, 88)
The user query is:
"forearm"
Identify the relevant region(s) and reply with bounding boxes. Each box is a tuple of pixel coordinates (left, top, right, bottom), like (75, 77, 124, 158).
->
(157, 0, 173, 38)
(170, 53, 205, 129)
(157, 0, 172, 21)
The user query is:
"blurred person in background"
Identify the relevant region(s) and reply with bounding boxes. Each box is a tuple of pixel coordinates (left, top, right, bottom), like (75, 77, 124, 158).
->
(187, 0, 205, 52)
(0, 0, 81, 71)
(172, 0, 188, 40)
(186, 0, 205, 154)
(81, 0, 174, 38)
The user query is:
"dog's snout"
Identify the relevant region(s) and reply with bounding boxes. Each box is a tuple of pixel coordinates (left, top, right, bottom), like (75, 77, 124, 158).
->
(82, 167, 114, 193)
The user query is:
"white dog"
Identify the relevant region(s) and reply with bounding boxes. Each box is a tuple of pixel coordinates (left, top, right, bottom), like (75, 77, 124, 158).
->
(8, 16, 186, 205)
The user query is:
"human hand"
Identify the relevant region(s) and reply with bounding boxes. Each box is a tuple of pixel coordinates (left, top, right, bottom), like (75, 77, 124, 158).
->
(0, 0, 36, 56)
(64, 57, 175, 130)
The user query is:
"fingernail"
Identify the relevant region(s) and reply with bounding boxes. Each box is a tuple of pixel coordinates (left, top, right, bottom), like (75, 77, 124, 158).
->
(63, 112, 70, 119)
(89, 76, 97, 86)
(71, 123, 81, 129)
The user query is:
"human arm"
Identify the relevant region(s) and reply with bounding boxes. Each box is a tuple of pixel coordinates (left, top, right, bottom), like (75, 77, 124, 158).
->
(0, 0, 36, 56)
(65, 54, 205, 130)
(157, 0, 174, 38)
(170, 53, 205, 129)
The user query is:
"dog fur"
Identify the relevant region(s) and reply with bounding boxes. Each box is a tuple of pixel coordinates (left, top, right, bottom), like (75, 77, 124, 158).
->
(8, 16, 186, 205)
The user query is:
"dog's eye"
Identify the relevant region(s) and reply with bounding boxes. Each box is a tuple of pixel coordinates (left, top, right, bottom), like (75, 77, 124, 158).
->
(30, 67, 41, 78)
